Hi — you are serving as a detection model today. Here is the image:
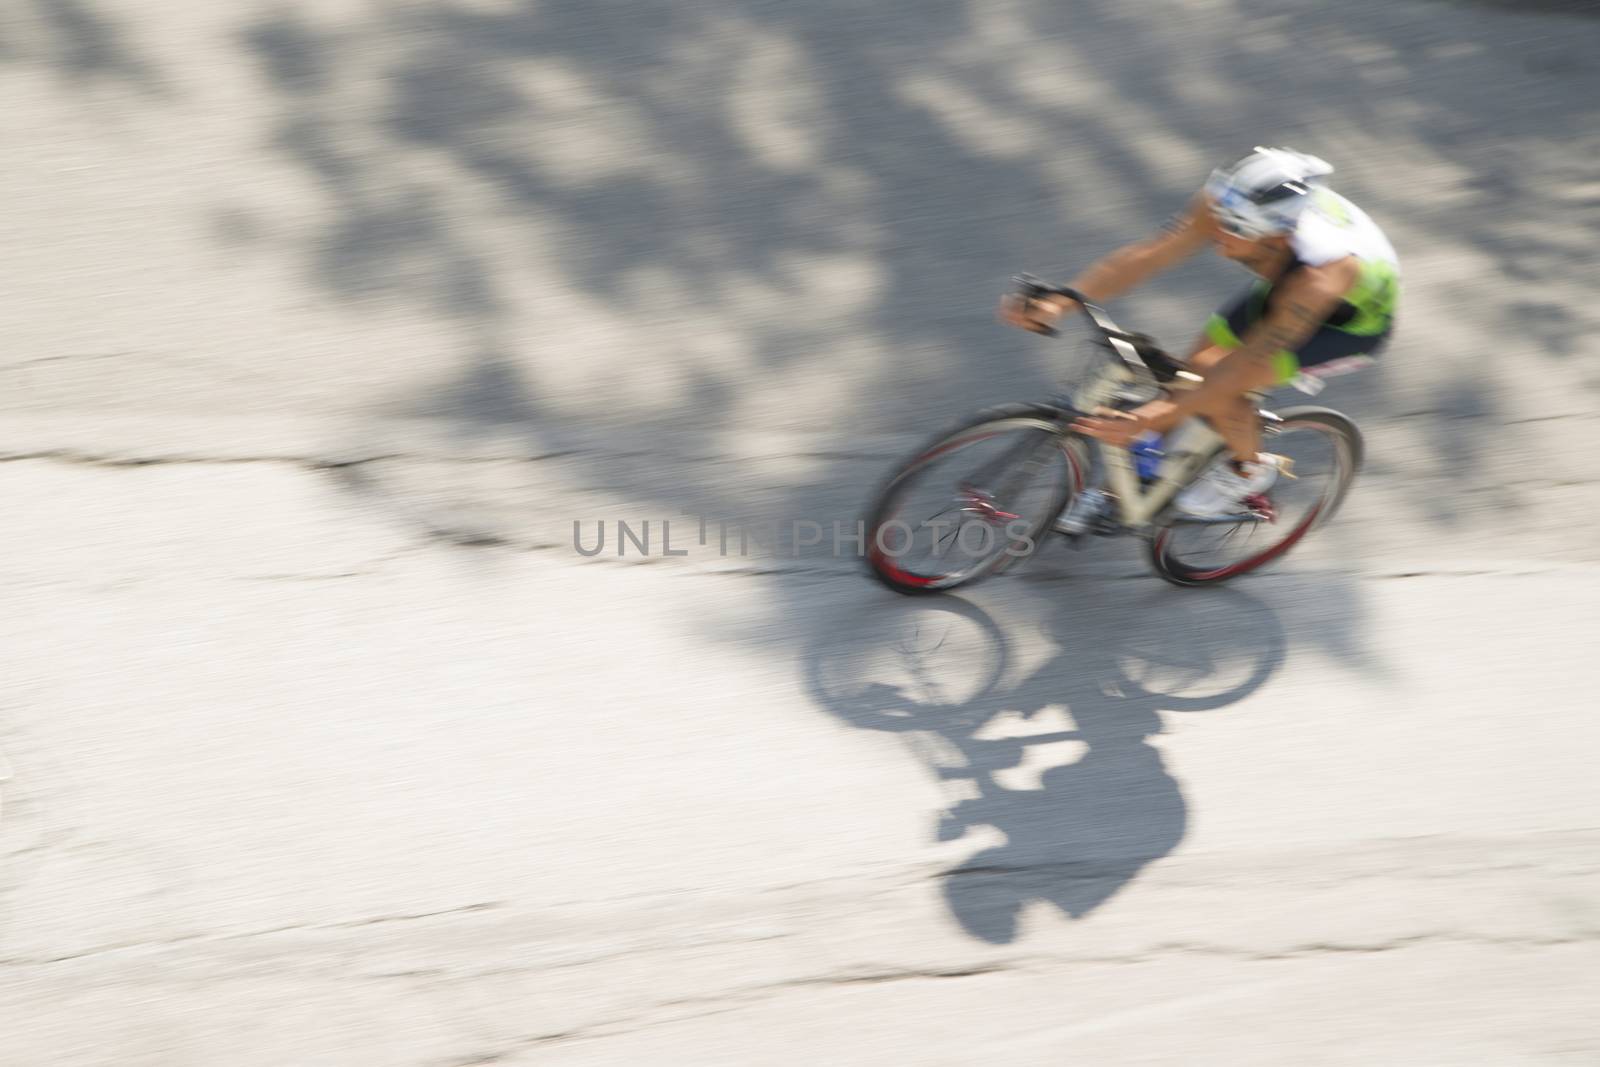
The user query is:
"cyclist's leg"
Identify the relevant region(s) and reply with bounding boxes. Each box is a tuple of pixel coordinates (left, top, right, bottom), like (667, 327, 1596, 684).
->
(1183, 287, 1283, 460)
(1163, 342, 1270, 460)
(1124, 345, 1276, 461)
(1202, 325, 1388, 460)
(1189, 284, 1390, 461)
(1186, 350, 1281, 462)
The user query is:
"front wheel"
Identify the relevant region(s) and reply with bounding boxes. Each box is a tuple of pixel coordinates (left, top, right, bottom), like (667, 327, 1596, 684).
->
(866, 404, 1085, 595)
(1146, 406, 1362, 587)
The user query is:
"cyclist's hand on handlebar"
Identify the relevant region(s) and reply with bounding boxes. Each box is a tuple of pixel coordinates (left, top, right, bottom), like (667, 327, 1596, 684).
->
(998, 292, 1076, 335)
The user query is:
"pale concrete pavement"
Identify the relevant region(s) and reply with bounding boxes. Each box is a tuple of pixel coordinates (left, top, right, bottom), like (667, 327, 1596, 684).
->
(3, 0, 1600, 1062)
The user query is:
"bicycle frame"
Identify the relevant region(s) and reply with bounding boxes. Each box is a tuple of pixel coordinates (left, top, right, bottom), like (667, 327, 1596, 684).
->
(1036, 283, 1233, 531)
(1069, 356, 1228, 530)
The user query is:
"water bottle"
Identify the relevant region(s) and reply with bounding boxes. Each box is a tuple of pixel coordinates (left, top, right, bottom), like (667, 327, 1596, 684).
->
(1130, 431, 1165, 482)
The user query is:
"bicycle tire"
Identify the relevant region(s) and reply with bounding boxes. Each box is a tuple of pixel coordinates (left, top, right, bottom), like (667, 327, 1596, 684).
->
(1146, 406, 1363, 587)
(866, 404, 1085, 595)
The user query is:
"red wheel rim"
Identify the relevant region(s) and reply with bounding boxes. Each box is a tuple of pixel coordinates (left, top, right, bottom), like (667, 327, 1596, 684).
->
(1155, 500, 1323, 583)
(869, 429, 1081, 588)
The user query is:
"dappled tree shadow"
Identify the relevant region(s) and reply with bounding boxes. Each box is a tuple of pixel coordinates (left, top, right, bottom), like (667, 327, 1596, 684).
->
(201, 0, 1600, 677)
(226, 0, 1600, 552)
(1, 0, 164, 90)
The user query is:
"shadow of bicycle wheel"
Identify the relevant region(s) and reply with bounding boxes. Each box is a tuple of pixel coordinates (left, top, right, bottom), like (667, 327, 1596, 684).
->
(804, 582, 1286, 942)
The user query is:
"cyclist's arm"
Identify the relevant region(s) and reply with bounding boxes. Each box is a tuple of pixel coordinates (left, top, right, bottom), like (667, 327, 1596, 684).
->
(1003, 198, 1212, 331)
(1055, 194, 1214, 309)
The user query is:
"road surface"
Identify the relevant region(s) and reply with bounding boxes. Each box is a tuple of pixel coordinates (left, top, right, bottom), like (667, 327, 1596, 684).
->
(3, 0, 1599, 1062)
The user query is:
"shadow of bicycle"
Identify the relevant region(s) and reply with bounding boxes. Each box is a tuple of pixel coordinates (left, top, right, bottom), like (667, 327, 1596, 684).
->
(806, 581, 1286, 943)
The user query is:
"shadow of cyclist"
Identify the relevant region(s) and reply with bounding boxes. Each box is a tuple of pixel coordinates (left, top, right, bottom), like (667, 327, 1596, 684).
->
(806, 581, 1285, 943)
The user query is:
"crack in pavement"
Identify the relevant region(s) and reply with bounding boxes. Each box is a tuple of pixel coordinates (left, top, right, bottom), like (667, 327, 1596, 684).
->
(0, 451, 345, 469)
(1506, 412, 1600, 425)
(0, 901, 506, 968)
(370, 927, 1600, 991)
(408, 929, 1600, 1057)
(5, 403, 1597, 473)
(0, 451, 582, 469)
(0, 352, 278, 384)
(0, 440, 895, 470)
(11, 901, 1589, 979)
(235, 572, 373, 581)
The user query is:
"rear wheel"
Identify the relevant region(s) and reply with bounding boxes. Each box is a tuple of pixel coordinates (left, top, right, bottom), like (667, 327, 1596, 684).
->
(867, 404, 1084, 595)
(1147, 406, 1362, 587)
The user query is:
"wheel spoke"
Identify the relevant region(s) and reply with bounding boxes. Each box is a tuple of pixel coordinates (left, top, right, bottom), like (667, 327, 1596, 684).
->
(868, 416, 1078, 591)
(1151, 413, 1357, 585)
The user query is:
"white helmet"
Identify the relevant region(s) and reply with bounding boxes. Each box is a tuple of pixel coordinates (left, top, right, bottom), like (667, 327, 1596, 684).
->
(1204, 146, 1335, 238)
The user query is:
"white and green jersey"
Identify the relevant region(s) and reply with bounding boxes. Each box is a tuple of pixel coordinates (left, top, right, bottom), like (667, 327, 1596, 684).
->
(1290, 188, 1400, 336)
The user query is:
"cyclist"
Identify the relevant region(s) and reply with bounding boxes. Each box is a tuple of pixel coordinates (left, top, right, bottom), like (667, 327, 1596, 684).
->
(1001, 146, 1398, 516)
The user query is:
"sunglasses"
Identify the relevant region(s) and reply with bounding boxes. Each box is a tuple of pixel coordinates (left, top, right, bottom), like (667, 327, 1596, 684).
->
(1211, 209, 1269, 239)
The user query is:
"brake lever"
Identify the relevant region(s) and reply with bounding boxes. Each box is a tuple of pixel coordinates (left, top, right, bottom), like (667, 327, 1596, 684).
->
(1011, 273, 1053, 299)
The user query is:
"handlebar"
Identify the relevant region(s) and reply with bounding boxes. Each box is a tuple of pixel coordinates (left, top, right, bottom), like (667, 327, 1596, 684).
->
(1011, 274, 1184, 383)
(1012, 274, 1128, 341)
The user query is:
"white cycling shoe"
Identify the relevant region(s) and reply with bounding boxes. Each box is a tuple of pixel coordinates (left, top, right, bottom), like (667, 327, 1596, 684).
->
(1175, 454, 1289, 517)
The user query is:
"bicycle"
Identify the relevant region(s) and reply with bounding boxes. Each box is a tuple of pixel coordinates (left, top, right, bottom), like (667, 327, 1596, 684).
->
(865, 276, 1364, 592)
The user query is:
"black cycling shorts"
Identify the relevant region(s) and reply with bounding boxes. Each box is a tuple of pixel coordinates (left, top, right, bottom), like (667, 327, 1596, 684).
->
(1207, 280, 1392, 384)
